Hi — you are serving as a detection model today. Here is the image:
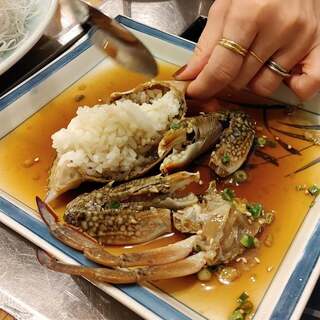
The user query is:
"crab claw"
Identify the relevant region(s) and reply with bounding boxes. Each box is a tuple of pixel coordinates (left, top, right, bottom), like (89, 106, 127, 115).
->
(209, 112, 255, 177)
(158, 114, 223, 173)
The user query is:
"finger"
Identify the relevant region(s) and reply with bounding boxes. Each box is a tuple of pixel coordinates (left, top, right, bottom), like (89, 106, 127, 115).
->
(187, 4, 258, 98)
(175, 0, 230, 80)
(231, 31, 280, 90)
(287, 45, 320, 100)
(249, 39, 314, 97)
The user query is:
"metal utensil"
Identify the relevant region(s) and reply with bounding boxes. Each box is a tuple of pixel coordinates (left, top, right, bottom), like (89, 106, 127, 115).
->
(67, 0, 158, 76)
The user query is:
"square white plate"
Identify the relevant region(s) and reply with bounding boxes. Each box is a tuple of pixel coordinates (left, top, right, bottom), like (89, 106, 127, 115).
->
(0, 16, 319, 320)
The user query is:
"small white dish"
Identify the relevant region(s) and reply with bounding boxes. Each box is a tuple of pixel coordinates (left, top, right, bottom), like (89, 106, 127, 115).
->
(0, 0, 58, 75)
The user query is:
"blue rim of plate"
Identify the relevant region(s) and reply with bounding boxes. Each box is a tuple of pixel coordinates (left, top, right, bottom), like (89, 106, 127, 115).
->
(0, 15, 319, 320)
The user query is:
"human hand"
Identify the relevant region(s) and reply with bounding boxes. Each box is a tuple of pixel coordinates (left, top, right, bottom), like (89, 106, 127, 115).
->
(175, 0, 320, 101)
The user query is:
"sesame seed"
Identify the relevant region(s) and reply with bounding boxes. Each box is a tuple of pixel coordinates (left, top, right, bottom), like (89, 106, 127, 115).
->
(254, 257, 261, 264)
(236, 257, 248, 264)
(250, 274, 257, 282)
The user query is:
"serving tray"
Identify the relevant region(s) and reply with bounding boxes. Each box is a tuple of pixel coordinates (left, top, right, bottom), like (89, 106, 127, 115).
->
(0, 16, 319, 320)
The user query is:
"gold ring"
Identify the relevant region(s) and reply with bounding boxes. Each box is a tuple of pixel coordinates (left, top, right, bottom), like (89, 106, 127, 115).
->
(249, 50, 264, 64)
(218, 38, 248, 57)
(266, 60, 291, 78)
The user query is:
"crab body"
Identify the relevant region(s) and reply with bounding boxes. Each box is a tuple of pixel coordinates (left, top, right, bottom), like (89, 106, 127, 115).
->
(37, 171, 266, 283)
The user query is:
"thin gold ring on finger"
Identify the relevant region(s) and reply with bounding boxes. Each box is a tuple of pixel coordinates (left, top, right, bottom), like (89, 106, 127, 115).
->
(218, 38, 248, 57)
(266, 59, 291, 78)
(249, 50, 264, 64)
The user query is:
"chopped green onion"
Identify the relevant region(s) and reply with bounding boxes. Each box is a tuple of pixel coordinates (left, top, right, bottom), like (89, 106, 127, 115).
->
(197, 268, 212, 282)
(240, 234, 255, 248)
(256, 136, 267, 148)
(222, 188, 235, 201)
(265, 211, 274, 224)
(308, 184, 320, 196)
(229, 310, 244, 320)
(222, 153, 231, 165)
(170, 122, 181, 130)
(110, 201, 121, 209)
(238, 292, 249, 303)
(230, 292, 254, 320)
(233, 170, 248, 184)
(246, 203, 263, 219)
(253, 237, 260, 248)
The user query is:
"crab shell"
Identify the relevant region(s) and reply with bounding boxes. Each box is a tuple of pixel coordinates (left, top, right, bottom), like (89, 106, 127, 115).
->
(46, 80, 188, 203)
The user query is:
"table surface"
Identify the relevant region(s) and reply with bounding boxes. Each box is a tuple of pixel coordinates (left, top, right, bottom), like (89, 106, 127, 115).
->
(0, 1, 319, 319)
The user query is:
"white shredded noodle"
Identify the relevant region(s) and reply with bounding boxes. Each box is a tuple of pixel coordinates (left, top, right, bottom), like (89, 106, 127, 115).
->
(0, 0, 39, 56)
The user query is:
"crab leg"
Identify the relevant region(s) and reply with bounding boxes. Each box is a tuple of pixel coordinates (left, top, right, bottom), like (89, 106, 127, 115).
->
(85, 235, 197, 267)
(36, 196, 98, 251)
(37, 250, 206, 283)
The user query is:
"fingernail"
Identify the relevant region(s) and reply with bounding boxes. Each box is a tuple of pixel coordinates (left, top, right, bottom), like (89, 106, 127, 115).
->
(173, 64, 187, 79)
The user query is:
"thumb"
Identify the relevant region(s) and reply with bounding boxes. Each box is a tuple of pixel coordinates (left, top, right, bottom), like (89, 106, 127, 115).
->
(174, 0, 230, 80)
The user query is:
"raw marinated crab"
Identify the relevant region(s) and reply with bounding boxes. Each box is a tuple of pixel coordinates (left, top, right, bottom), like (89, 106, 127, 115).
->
(37, 171, 267, 283)
(47, 80, 255, 202)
